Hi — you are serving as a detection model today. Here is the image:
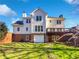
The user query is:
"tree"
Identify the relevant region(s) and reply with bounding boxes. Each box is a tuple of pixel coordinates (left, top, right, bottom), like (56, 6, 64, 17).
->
(0, 22, 8, 40)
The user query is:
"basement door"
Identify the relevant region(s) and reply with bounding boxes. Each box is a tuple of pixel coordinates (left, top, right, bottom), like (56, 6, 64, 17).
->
(34, 35, 44, 43)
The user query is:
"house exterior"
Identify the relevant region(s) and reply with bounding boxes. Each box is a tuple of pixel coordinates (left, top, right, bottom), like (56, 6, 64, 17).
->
(12, 8, 66, 43)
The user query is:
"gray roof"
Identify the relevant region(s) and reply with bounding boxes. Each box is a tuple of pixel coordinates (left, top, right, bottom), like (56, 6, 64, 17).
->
(14, 21, 23, 25)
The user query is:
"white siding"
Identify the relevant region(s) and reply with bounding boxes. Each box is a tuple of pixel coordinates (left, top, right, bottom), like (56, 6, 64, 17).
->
(46, 18, 64, 28)
(13, 25, 31, 34)
(13, 9, 65, 35)
(31, 10, 47, 33)
(13, 17, 31, 34)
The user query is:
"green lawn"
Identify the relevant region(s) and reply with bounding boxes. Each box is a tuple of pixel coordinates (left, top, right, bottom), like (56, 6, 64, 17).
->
(0, 42, 79, 59)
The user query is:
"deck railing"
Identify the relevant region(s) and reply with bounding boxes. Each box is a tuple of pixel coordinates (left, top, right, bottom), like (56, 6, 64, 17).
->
(46, 28, 71, 32)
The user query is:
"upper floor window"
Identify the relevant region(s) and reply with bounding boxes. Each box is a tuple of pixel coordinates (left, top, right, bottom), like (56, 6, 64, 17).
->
(17, 27, 20, 31)
(26, 19, 28, 23)
(29, 19, 31, 23)
(36, 16, 42, 21)
(57, 20, 61, 24)
(26, 19, 31, 23)
(26, 27, 28, 31)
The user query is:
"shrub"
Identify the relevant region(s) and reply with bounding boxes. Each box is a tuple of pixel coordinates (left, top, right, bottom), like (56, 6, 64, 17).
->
(0, 22, 8, 40)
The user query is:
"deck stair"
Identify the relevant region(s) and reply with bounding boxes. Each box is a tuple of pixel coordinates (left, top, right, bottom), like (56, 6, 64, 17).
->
(59, 29, 79, 46)
(58, 33, 73, 41)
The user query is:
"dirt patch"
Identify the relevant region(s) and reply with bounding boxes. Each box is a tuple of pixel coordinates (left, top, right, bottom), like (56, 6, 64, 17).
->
(0, 32, 12, 44)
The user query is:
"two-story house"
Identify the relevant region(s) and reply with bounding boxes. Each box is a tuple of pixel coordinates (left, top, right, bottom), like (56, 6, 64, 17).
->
(12, 8, 65, 43)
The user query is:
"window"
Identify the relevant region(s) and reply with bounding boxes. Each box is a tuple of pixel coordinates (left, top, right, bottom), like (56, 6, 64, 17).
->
(57, 20, 61, 24)
(29, 19, 31, 23)
(39, 16, 42, 21)
(35, 26, 37, 32)
(26, 27, 28, 31)
(41, 26, 43, 31)
(26, 19, 28, 23)
(38, 26, 40, 32)
(36, 16, 42, 21)
(50, 20, 51, 23)
(26, 19, 31, 23)
(17, 27, 20, 31)
(35, 26, 43, 32)
(36, 16, 38, 21)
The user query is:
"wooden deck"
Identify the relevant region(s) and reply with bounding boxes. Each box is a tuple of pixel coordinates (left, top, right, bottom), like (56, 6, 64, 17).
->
(46, 28, 74, 35)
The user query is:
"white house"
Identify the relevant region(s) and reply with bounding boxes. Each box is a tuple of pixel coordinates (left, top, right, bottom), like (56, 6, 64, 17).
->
(12, 8, 65, 43)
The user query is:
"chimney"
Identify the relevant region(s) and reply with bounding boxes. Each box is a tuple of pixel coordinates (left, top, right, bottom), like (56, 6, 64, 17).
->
(22, 11, 27, 17)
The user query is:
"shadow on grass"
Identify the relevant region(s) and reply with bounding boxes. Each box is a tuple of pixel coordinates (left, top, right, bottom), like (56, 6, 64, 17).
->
(0, 43, 79, 59)
(0, 49, 9, 59)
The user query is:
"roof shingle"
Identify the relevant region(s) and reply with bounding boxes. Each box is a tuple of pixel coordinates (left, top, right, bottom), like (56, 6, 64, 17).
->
(14, 21, 23, 25)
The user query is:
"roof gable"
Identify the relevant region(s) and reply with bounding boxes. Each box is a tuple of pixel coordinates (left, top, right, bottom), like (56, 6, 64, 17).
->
(31, 8, 47, 15)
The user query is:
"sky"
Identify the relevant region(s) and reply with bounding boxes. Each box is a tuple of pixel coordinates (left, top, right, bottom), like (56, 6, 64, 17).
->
(0, 0, 79, 32)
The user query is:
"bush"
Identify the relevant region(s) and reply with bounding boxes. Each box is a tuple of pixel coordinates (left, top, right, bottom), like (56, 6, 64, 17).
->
(0, 22, 8, 40)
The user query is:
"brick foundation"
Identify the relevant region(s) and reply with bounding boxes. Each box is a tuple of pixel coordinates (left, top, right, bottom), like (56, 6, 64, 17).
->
(12, 34, 31, 42)
(12, 32, 74, 43)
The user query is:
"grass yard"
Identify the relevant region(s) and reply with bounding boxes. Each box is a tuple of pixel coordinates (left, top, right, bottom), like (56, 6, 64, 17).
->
(0, 42, 79, 59)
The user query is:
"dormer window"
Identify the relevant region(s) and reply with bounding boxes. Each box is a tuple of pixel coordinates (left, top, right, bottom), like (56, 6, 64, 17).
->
(36, 16, 42, 21)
